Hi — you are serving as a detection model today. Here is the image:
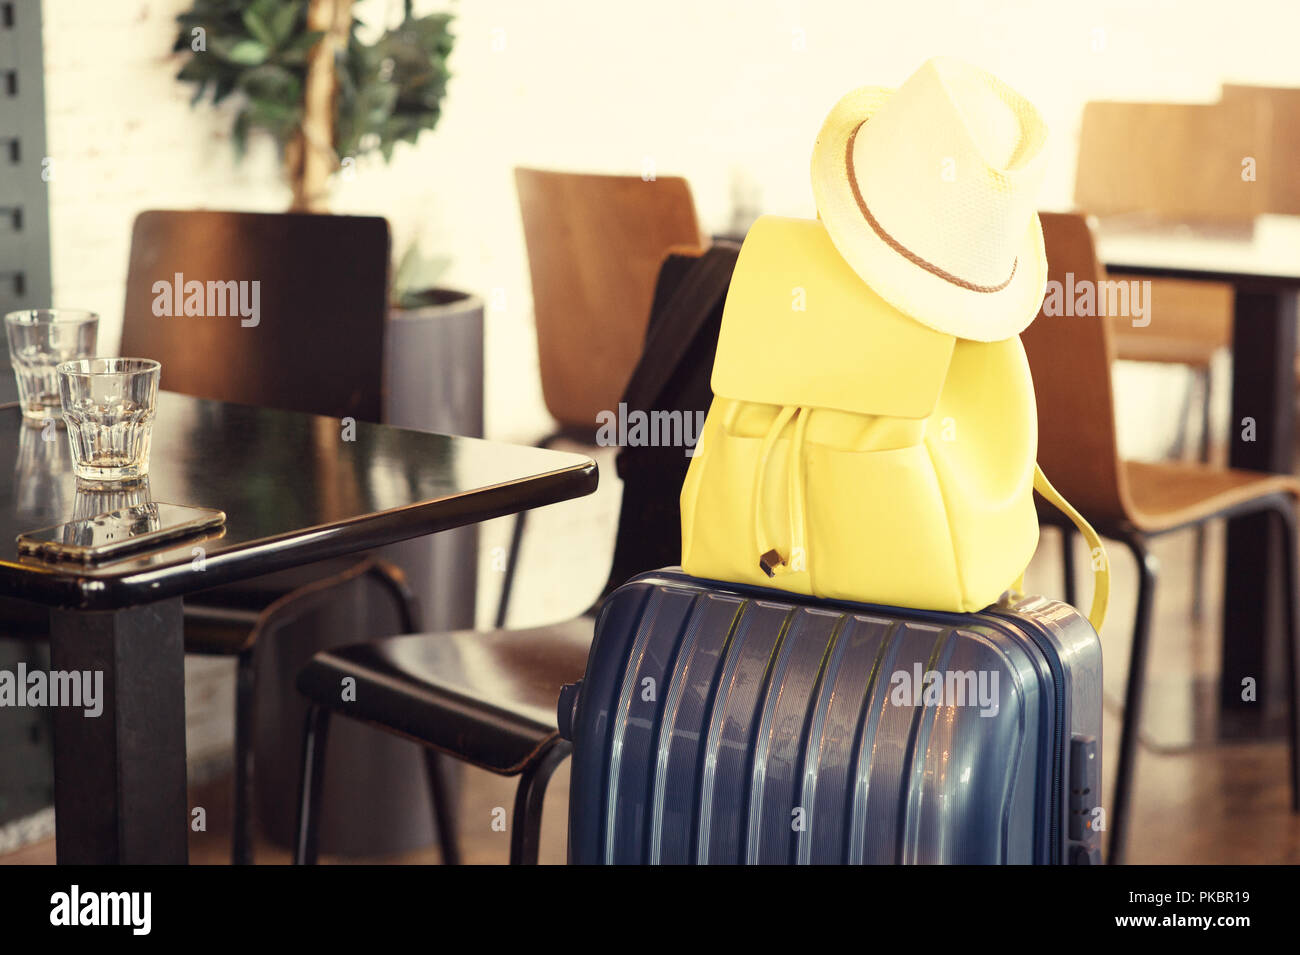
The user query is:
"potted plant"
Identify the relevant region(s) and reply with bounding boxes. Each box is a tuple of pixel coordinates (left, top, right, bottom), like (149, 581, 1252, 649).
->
(174, 0, 453, 210)
(174, 0, 482, 422)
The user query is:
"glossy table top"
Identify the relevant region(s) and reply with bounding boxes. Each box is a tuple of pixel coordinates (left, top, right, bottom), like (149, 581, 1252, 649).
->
(1096, 214, 1300, 284)
(0, 393, 597, 610)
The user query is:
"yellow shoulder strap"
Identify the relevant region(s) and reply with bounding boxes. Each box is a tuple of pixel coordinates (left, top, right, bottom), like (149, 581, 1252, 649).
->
(1031, 464, 1110, 633)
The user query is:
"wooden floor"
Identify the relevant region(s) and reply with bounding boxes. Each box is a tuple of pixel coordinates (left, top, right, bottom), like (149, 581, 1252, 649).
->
(4, 458, 1299, 864)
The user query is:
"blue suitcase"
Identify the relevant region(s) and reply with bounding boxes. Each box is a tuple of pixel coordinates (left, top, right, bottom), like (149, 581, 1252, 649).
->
(558, 569, 1103, 864)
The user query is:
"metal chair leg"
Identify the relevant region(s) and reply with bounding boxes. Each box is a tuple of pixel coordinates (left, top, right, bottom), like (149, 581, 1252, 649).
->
(509, 740, 572, 865)
(1061, 525, 1077, 608)
(368, 562, 466, 860)
(1169, 366, 1198, 460)
(1197, 365, 1212, 467)
(1109, 533, 1158, 865)
(1192, 367, 1212, 622)
(293, 705, 332, 865)
(1272, 500, 1300, 813)
(231, 647, 257, 865)
(423, 749, 462, 865)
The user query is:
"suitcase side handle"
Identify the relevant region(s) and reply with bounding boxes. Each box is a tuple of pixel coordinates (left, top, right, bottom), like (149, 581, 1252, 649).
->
(557, 680, 583, 742)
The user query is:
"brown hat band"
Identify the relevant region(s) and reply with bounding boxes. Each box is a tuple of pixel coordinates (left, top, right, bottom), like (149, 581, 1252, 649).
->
(845, 120, 1018, 294)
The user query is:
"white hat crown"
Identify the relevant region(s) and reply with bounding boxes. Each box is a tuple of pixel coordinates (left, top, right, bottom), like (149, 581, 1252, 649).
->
(849, 57, 1047, 292)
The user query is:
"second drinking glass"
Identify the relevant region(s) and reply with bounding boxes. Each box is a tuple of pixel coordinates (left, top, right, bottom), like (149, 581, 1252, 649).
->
(4, 309, 99, 426)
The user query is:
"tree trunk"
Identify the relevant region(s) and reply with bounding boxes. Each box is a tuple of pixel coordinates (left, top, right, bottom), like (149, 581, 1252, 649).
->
(288, 0, 353, 212)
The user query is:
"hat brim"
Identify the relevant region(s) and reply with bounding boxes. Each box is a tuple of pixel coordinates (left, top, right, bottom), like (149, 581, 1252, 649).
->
(810, 86, 1046, 343)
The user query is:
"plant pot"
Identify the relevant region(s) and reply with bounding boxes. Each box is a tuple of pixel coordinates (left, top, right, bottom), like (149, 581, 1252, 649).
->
(382, 288, 485, 632)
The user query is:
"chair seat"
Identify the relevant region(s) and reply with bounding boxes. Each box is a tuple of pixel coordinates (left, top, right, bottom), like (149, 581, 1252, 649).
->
(1125, 460, 1300, 533)
(295, 616, 595, 775)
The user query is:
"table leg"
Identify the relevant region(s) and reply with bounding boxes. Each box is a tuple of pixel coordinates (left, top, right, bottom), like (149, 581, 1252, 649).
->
(1223, 288, 1298, 718)
(48, 598, 188, 864)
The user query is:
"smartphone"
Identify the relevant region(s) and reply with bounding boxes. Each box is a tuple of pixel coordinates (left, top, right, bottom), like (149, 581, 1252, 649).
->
(17, 502, 226, 565)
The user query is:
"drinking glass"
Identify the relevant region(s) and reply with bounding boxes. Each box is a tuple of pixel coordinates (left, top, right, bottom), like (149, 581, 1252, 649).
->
(57, 358, 161, 484)
(4, 310, 99, 426)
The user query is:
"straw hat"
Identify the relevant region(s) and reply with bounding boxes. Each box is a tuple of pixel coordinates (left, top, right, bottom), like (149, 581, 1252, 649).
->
(810, 57, 1049, 342)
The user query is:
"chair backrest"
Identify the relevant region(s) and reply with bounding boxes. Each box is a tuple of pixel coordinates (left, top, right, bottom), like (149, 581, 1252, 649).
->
(120, 210, 390, 422)
(1221, 84, 1300, 215)
(1019, 212, 1130, 524)
(1075, 100, 1266, 222)
(514, 168, 702, 431)
(1109, 276, 1234, 355)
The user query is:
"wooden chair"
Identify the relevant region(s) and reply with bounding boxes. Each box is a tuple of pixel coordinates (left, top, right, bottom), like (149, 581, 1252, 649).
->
(121, 210, 392, 420)
(1075, 100, 1268, 223)
(1021, 212, 1300, 864)
(1220, 84, 1300, 216)
(119, 210, 456, 865)
(494, 170, 702, 626)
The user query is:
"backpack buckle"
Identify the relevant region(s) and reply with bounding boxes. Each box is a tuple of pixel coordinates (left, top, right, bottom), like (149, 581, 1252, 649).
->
(759, 549, 785, 577)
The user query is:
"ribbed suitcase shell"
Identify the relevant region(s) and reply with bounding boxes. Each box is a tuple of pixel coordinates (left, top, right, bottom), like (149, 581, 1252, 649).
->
(563, 570, 1102, 864)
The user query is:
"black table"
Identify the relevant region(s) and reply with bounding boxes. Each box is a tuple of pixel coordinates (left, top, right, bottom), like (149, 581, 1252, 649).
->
(1100, 216, 1300, 733)
(0, 392, 597, 863)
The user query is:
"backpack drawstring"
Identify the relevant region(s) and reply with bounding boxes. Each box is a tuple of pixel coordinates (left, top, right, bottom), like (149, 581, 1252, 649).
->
(756, 406, 809, 578)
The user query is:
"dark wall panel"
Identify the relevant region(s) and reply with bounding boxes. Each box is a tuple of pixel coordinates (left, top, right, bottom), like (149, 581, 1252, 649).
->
(0, 0, 54, 403)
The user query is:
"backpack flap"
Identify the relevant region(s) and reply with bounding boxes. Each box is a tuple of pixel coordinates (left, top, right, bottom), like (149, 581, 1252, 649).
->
(711, 215, 956, 419)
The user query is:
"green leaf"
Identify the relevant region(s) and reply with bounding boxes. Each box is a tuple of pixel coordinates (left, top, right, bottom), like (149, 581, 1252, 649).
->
(246, 97, 301, 136)
(214, 38, 269, 66)
(212, 73, 239, 104)
(241, 9, 276, 49)
(176, 56, 214, 82)
(268, 1, 303, 46)
(237, 63, 301, 104)
(248, 0, 281, 26)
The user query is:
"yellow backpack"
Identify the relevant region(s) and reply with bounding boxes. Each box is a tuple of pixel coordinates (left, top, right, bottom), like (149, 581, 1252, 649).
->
(680, 216, 1108, 631)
